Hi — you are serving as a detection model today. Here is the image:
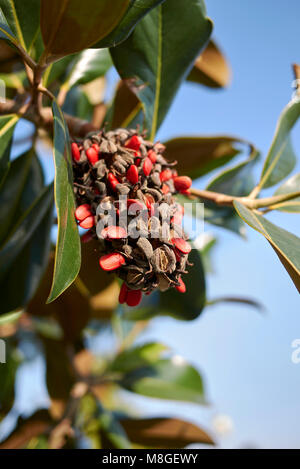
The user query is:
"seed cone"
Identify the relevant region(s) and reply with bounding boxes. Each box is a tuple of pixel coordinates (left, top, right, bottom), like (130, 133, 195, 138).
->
(72, 128, 192, 307)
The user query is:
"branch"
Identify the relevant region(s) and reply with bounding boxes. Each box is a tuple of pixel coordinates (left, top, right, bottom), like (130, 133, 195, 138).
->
(0, 97, 97, 138)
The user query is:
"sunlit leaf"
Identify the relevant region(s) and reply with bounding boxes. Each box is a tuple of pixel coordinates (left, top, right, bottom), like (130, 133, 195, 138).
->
(272, 173, 300, 212)
(259, 97, 300, 189)
(110, 342, 167, 373)
(111, 0, 213, 138)
(40, 0, 130, 59)
(120, 417, 214, 448)
(188, 39, 231, 88)
(0, 0, 40, 51)
(47, 100, 81, 303)
(234, 201, 300, 294)
(120, 358, 206, 405)
(164, 135, 242, 179)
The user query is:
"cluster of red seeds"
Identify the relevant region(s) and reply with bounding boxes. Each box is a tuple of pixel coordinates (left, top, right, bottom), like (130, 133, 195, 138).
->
(71, 128, 192, 307)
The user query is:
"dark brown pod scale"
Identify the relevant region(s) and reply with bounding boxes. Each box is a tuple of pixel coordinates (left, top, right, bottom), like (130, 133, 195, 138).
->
(72, 128, 192, 304)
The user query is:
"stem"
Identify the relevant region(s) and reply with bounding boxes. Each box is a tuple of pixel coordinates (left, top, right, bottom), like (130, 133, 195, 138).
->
(189, 187, 300, 210)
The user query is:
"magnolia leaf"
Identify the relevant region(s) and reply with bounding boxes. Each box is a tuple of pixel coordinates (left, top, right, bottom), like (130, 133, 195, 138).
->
(234, 201, 300, 294)
(272, 173, 300, 212)
(120, 417, 214, 448)
(106, 79, 143, 130)
(164, 135, 243, 179)
(40, 0, 130, 60)
(0, 0, 40, 51)
(47, 100, 81, 303)
(188, 39, 231, 88)
(259, 97, 300, 189)
(120, 358, 206, 405)
(111, 0, 213, 139)
(0, 114, 19, 185)
(93, 0, 166, 49)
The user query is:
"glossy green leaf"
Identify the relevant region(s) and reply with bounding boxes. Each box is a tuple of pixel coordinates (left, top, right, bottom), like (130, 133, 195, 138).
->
(106, 79, 143, 130)
(164, 136, 242, 179)
(93, 0, 165, 49)
(0, 152, 53, 315)
(47, 100, 81, 303)
(0, 0, 40, 51)
(187, 39, 231, 89)
(120, 417, 214, 448)
(111, 0, 213, 138)
(206, 144, 259, 196)
(0, 183, 53, 282)
(110, 342, 167, 373)
(0, 346, 21, 420)
(99, 410, 131, 449)
(0, 150, 33, 245)
(61, 48, 112, 92)
(0, 310, 22, 325)
(0, 114, 19, 185)
(40, 0, 130, 59)
(42, 55, 76, 88)
(0, 8, 16, 45)
(259, 97, 300, 189)
(120, 358, 206, 405)
(234, 201, 300, 294)
(272, 173, 300, 212)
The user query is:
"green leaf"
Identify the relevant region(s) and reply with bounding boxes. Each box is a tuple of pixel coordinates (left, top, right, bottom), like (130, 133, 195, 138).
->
(99, 410, 131, 449)
(42, 55, 76, 88)
(47, 100, 81, 303)
(0, 150, 33, 245)
(0, 114, 19, 185)
(120, 417, 214, 448)
(106, 79, 143, 130)
(206, 144, 259, 196)
(0, 183, 53, 282)
(187, 39, 231, 89)
(40, 0, 131, 60)
(111, 0, 213, 138)
(259, 97, 300, 189)
(0, 346, 21, 421)
(164, 136, 242, 180)
(93, 0, 166, 49)
(60, 48, 112, 92)
(272, 173, 300, 212)
(207, 296, 264, 312)
(0, 152, 53, 314)
(0, 0, 40, 51)
(0, 8, 17, 45)
(110, 342, 168, 373)
(0, 310, 22, 325)
(234, 201, 300, 294)
(120, 358, 206, 405)
(198, 234, 217, 273)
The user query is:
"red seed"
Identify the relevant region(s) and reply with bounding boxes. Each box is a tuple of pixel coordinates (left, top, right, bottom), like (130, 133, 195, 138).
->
(174, 249, 182, 262)
(171, 211, 183, 226)
(160, 168, 172, 182)
(99, 252, 126, 271)
(172, 170, 178, 178)
(119, 282, 129, 304)
(126, 165, 139, 184)
(171, 237, 191, 254)
(135, 158, 141, 166)
(127, 199, 145, 211)
(175, 277, 186, 293)
(134, 150, 141, 158)
(161, 184, 170, 194)
(81, 230, 93, 243)
(92, 143, 99, 151)
(108, 172, 120, 191)
(173, 176, 192, 192)
(143, 157, 153, 176)
(101, 226, 127, 240)
(71, 143, 80, 162)
(148, 149, 157, 163)
(126, 289, 142, 307)
(75, 204, 92, 221)
(180, 189, 191, 196)
(86, 147, 99, 165)
(79, 216, 95, 229)
(125, 135, 141, 151)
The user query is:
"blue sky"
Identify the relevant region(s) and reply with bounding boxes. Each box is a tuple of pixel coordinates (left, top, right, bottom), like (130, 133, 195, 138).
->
(3, 0, 300, 450)
(143, 0, 300, 449)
